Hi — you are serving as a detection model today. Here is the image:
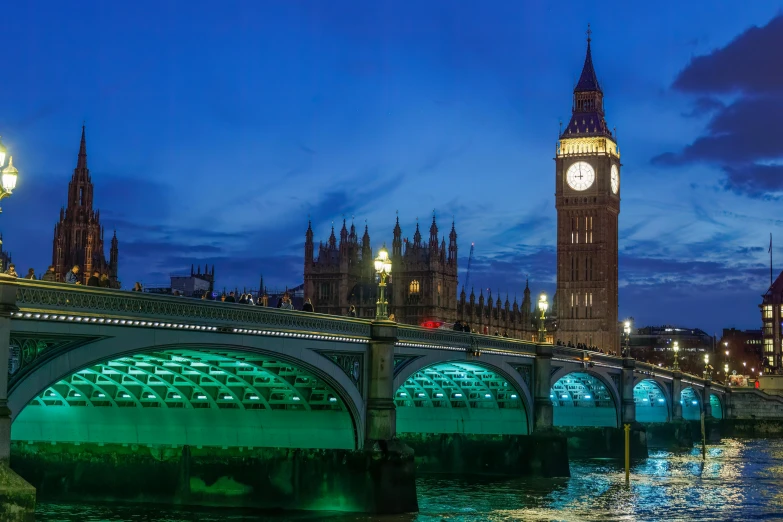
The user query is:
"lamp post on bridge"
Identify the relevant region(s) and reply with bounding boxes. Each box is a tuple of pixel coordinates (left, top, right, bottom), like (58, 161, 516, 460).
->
(374, 245, 392, 321)
(623, 320, 631, 357)
(537, 293, 548, 343)
(0, 138, 19, 273)
(704, 354, 711, 380)
(673, 341, 680, 371)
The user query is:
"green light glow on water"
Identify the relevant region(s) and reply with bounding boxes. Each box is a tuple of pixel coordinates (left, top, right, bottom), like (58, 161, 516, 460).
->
(32, 439, 783, 521)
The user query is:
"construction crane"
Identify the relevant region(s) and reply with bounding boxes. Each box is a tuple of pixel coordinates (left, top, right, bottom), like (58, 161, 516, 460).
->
(464, 243, 474, 291)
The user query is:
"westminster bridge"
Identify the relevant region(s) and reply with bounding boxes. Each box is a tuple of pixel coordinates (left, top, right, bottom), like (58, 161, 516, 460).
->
(0, 278, 729, 516)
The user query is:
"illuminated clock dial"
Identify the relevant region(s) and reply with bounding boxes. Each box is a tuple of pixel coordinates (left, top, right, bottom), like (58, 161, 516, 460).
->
(566, 161, 595, 191)
(611, 164, 619, 194)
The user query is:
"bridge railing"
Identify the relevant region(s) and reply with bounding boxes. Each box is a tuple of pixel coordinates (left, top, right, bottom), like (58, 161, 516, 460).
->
(3, 278, 724, 391)
(6, 278, 372, 339)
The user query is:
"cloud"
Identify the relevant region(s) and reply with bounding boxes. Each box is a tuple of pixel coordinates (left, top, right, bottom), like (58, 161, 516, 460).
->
(654, 14, 783, 199)
(673, 16, 783, 95)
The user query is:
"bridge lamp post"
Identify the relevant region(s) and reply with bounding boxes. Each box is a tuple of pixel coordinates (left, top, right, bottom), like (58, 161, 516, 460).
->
(623, 321, 631, 355)
(537, 293, 548, 343)
(673, 341, 680, 371)
(724, 363, 730, 384)
(704, 354, 710, 380)
(374, 245, 392, 320)
(0, 140, 19, 273)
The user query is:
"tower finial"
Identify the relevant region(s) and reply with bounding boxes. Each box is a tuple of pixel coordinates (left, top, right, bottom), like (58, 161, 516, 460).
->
(77, 124, 87, 170)
(587, 23, 592, 45)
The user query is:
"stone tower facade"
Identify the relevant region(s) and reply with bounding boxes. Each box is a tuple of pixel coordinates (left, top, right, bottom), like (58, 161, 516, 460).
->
(303, 216, 458, 324)
(52, 126, 120, 287)
(555, 32, 620, 353)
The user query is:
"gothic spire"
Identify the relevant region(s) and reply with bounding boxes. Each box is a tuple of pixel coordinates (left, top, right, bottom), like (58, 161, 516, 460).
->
(362, 224, 370, 245)
(77, 125, 88, 170)
(575, 24, 601, 93)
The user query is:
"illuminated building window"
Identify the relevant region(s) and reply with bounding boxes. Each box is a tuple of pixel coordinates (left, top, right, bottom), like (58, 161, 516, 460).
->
(588, 216, 593, 244)
(765, 338, 774, 353)
(409, 280, 420, 295)
(763, 305, 773, 319)
(764, 323, 773, 336)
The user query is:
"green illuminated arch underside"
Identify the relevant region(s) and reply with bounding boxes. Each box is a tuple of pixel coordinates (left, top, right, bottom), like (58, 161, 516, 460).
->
(394, 362, 528, 435)
(12, 349, 354, 449)
(551, 372, 616, 427)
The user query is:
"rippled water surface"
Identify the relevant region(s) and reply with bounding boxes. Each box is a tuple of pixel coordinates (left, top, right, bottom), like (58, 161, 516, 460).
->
(35, 439, 783, 521)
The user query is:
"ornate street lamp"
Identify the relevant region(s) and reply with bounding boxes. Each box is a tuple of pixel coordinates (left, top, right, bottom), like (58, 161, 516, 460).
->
(673, 341, 680, 371)
(537, 293, 548, 343)
(0, 139, 19, 273)
(623, 320, 631, 355)
(704, 354, 710, 379)
(724, 363, 730, 384)
(374, 244, 392, 320)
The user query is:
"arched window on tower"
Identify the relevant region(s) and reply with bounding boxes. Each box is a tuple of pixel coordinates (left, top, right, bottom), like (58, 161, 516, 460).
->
(409, 280, 420, 295)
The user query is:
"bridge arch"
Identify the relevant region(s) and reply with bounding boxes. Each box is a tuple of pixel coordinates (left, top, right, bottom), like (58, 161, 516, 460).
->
(8, 329, 366, 449)
(681, 387, 702, 421)
(633, 379, 670, 423)
(550, 368, 620, 428)
(393, 356, 532, 435)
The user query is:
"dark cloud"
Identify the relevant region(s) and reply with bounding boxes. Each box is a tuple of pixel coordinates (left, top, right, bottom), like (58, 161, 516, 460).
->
(673, 15, 783, 95)
(723, 163, 783, 198)
(654, 15, 783, 199)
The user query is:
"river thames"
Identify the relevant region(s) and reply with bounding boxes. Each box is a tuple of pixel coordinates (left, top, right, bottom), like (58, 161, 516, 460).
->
(34, 438, 783, 521)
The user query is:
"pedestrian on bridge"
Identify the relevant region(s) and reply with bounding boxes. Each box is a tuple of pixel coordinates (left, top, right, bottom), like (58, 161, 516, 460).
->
(87, 271, 100, 287)
(24, 268, 36, 280)
(65, 265, 80, 284)
(41, 266, 56, 282)
(4, 264, 18, 277)
(302, 298, 314, 312)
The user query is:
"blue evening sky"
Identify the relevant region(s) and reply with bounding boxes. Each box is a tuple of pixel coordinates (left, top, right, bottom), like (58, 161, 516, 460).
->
(1, 1, 781, 335)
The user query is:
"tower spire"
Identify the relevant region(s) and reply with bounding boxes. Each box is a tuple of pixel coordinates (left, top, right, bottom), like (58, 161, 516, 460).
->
(77, 125, 88, 170)
(575, 25, 601, 93)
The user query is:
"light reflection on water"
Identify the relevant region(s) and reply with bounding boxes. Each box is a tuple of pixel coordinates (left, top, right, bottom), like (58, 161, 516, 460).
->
(35, 439, 783, 521)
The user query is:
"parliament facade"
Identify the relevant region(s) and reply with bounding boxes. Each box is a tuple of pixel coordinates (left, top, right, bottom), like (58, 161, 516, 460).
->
(303, 216, 542, 340)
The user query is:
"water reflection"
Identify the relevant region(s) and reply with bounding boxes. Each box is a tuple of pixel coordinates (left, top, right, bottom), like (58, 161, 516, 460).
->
(35, 439, 783, 521)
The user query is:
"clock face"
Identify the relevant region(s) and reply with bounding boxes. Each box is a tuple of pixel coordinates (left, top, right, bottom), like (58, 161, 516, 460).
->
(611, 164, 619, 194)
(566, 161, 595, 191)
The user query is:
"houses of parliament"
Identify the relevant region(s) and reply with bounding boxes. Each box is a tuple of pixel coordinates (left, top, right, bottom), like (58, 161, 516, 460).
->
(304, 32, 621, 350)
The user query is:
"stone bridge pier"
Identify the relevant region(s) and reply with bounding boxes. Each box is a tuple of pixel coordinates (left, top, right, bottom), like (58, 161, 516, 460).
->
(0, 278, 35, 520)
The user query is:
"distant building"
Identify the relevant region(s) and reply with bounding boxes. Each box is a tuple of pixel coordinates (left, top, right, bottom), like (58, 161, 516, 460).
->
(145, 265, 216, 297)
(629, 325, 714, 353)
(51, 126, 119, 286)
(760, 271, 783, 371)
(626, 325, 715, 374)
(171, 275, 211, 297)
(719, 328, 763, 373)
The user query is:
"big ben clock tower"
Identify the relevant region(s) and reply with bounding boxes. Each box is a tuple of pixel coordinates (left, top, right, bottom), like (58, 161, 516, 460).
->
(555, 29, 620, 354)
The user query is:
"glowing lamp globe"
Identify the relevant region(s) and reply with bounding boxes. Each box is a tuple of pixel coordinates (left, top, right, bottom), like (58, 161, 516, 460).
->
(1, 156, 18, 193)
(374, 247, 391, 275)
(538, 293, 548, 313)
